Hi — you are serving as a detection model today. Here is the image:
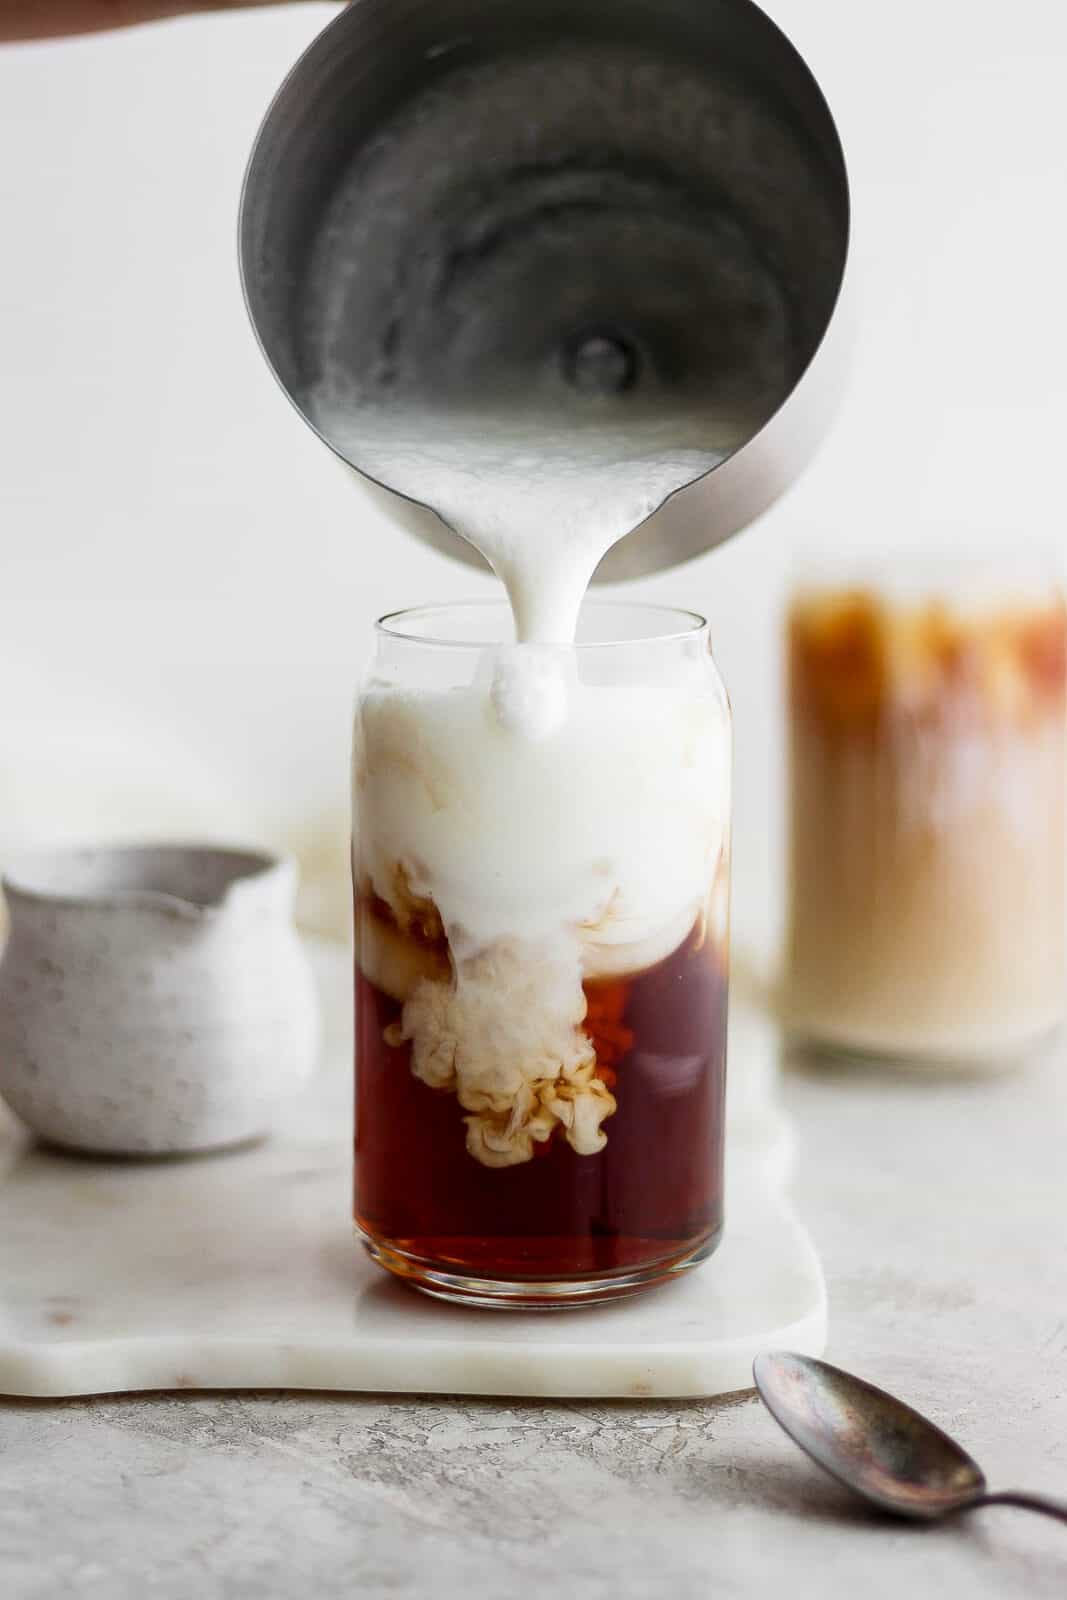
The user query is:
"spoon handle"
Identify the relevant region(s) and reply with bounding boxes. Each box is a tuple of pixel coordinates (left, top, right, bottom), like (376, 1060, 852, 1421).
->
(975, 1491, 1067, 1525)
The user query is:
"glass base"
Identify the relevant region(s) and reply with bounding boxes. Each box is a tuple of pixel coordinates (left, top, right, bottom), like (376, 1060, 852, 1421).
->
(786, 1019, 1062, 1076)
(356, 1225, 722, 1310)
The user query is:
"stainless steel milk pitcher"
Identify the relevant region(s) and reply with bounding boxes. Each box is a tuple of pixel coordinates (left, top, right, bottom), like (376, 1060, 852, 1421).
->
(239, 0, 850, 578)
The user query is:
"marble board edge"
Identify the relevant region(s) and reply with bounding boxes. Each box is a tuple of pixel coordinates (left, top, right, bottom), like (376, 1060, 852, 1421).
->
(0, 1220, 827, 1402)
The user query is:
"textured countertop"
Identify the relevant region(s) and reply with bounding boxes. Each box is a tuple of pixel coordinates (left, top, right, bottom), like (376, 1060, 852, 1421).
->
(4, 1035, 1067, 1599)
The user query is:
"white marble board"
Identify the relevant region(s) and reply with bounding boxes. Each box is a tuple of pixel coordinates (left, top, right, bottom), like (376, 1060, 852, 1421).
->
(0, 948, 826, 1400)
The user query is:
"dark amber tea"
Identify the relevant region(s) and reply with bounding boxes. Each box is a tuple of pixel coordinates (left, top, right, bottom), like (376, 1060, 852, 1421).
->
(355, 908, 727, 1298)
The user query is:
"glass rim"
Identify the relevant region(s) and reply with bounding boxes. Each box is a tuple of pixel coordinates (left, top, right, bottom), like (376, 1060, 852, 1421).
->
(375, 599, 708, 650)
(788, 540, 1064, 595)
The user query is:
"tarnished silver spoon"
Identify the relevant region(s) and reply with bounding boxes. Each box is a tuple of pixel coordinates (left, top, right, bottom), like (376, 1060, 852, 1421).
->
(753, 1352, 1067, 1525)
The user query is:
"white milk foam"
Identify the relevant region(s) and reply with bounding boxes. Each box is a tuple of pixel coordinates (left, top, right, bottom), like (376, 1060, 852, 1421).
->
(355, 676, 728, 965)
(354, 666, 730, 1166)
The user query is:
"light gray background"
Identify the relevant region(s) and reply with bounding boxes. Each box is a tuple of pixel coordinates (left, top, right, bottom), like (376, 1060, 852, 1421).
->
(2, 3, 1067, 1595)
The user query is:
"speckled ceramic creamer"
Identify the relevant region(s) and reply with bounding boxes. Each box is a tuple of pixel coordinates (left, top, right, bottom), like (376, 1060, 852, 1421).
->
(0, 845, 319, 1155)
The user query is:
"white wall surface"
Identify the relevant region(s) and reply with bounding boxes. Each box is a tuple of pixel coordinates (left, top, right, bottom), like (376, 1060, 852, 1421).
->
(1, 1, 1065, 950)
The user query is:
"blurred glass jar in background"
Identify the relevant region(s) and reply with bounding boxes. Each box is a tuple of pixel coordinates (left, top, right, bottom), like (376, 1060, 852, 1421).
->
(783, 559, 1066, 1065)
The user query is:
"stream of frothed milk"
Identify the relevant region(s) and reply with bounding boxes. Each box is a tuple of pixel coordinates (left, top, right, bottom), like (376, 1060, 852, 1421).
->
(307, 396, 730, 732)
(311, 405, 728, 646)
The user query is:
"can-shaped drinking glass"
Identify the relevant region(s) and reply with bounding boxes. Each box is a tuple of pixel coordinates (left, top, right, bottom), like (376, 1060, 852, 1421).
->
(353, 601, 731, 1307)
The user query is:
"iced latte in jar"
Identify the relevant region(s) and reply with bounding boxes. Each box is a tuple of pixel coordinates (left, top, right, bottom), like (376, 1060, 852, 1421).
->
(785, 572, 1066, 1063)
(353, 601, 731, 1307)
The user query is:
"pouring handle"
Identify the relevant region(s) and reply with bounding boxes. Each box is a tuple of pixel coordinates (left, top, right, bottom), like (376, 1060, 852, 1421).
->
(975, 1491, 1067, 1525)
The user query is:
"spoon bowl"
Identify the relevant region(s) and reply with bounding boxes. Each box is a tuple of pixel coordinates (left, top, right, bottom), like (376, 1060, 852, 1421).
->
(754, 1351, 1067, 1526)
